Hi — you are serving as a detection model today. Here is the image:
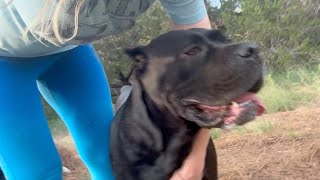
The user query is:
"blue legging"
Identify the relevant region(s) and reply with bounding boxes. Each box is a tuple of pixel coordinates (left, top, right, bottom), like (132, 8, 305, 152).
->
(0, 45, 114, 180)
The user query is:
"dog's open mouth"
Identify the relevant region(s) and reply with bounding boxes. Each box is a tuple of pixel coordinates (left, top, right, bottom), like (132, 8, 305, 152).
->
(181, 92, 265, 129)
(199, 92, 265, 128)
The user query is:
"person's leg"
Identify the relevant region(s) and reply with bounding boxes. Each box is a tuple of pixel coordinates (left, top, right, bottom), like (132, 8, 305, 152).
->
(0, 59, 62, 180)
(37, 45, 114, 180)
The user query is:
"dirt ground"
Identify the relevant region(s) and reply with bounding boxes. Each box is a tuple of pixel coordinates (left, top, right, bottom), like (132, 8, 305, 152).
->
(55, 101, 320, 180)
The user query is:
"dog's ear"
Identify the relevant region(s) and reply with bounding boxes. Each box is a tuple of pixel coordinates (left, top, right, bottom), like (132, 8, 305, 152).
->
(125, 46, 147, 63)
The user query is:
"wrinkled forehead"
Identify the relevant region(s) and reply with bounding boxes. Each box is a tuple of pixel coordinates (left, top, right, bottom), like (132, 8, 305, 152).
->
(145, 29, 228, 57)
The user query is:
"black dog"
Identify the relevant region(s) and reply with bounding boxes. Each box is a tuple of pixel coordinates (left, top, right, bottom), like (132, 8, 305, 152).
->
(110, 29, 265, 180)
(0, 168, 4, 180)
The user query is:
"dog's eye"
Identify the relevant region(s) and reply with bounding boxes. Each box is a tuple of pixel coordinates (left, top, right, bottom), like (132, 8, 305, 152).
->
(184, 47, 202, 56)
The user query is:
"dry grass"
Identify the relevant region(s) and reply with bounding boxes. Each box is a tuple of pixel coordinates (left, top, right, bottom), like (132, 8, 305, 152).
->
(54, 136, 89, 180)
(54, 101, 320, 180)
(215, 101, 320, 180)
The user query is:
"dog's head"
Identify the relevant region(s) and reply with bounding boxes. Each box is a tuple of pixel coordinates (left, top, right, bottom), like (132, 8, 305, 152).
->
(125, 28, 265, 129)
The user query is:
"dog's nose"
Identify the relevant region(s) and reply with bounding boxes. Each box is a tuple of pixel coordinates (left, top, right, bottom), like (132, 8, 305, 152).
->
(236, 43, 258, 58)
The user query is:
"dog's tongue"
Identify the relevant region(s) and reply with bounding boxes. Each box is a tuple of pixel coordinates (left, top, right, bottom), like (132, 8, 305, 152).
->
(198, 93, 265, 116)
(235, 92, 265, 116)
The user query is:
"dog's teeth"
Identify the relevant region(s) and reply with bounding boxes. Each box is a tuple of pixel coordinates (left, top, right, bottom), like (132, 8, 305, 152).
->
(222, 123, 236, 130)
(181, 99, 200, 105)
(231, 101, 239, 108)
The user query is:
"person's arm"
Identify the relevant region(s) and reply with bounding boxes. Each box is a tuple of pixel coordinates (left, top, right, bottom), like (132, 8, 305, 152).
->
(170, 129, 211, 180)
(159, 0, 213, 30)
(173, 14, 212, 30)
(171, 17, 213, 180)
(159, 1, 214, 179)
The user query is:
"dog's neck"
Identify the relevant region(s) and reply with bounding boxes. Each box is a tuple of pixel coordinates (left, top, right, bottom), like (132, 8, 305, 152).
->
(125, 81, 199, 151)
(132, 80, 199, 133)
(115, 81, 201, 178)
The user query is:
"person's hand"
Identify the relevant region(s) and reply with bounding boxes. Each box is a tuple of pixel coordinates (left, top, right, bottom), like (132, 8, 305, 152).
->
(169, 129, 211, 180)
(169, 158, 204, 180)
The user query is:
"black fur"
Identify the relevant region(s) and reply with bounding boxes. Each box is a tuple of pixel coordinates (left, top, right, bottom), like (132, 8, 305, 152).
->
(110, 29, 263, 180)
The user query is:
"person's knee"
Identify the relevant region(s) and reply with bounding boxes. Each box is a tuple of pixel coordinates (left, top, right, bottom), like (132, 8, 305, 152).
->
(74, 136, 113, 179)
(78, 139, 110, 167)
(31, 155, 63, 180)
(30, 156, 63, 180)
(0, 153, 62, 180)
(42, 164, 63, 180)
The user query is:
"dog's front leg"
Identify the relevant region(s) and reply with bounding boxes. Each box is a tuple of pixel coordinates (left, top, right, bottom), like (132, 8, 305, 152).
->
(203, 140, 218, 180)
(138, 132, 189, 180)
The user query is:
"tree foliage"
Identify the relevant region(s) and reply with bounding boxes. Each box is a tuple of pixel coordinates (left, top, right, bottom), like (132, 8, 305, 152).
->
(210, 0, 320, 71)
(94, 2, 171, 87)
(45, 0, 320, 121)
(95, 0, 320, 86)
